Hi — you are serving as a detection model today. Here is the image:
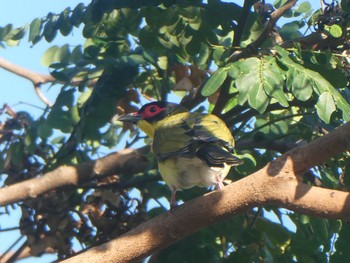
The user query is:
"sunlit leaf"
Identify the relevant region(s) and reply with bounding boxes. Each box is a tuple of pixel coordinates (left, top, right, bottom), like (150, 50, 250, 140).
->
(29, 18, 42, 43)
(315, 92, 336, 123)
(201, 68, 227, 97)
(41, 45, 59, 66)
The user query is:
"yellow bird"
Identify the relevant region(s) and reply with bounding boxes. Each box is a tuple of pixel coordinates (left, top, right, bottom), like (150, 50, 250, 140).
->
(118, 101, 242, 207)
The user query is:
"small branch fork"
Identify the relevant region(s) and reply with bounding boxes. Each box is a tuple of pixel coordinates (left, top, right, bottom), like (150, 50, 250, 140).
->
(228, 0, 298, 62)
(0, 57, 97, 107)
(0, 57, 54, 107)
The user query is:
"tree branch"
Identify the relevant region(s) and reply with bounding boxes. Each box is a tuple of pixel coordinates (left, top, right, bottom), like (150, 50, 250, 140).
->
(232, 0, 256, 46)
(61, 121, 350, 263)
(0, 57, 54, 107)
(0, 57, 98, 107)
(0, 146, 150, 206)
(228, 0, 298, 62)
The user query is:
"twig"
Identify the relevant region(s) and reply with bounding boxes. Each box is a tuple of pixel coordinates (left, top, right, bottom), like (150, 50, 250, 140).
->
(0, 226, 20, 232)
(211, 78, 231, 116)
(250, 0, 298, 49)
(228, 0, 298, 62)
(5, 240, 28, 263)
(0, 235, 25, 262)
(0, 57, 54, 107)
(0, 57, 98, 108)
(232, 0, 257, 46)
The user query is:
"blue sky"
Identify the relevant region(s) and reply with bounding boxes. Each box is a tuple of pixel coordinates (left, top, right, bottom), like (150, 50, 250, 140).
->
(0, 1, 89, 262)
(0, 1, 90, 116)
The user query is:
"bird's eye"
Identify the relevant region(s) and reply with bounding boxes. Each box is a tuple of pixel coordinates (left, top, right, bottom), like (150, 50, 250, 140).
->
(149, 106, 157, 113)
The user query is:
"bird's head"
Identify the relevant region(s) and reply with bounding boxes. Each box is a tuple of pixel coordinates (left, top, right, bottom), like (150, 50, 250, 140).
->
(117, 101, 188, 138)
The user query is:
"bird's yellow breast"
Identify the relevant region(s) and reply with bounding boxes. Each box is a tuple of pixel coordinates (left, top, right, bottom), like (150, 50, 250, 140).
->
(158, 156, 231, 189)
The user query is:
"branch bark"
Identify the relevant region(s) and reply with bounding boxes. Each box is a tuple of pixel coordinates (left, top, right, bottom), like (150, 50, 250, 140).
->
(0, 57, 55, 106)
(0, 146, 150, 206)
(61, 121, 350, 263)
(0, 57, 97, 107)
(228, 0, 298, 62)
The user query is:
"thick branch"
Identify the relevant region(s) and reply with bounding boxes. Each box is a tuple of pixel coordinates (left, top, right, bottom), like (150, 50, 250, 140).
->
(0, 146, 150, 206)
(62, 121, 350, 262)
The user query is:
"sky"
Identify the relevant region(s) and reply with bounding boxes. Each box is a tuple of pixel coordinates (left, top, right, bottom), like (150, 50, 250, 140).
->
(0, 0, 322, 262)
(0, 1, 91, 116)
(0, 1, 90, 262)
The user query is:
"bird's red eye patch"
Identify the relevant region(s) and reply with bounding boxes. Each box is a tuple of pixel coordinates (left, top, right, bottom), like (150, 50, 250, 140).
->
(140, 104, 165, 119)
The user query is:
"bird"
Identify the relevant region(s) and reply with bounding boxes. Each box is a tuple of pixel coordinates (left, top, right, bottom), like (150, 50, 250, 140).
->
(117, 101, 243, 208)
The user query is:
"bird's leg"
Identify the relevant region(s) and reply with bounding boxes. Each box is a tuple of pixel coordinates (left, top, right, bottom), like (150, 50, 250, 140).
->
(170, 185, 177, 211)
(215, 175, 224, 190)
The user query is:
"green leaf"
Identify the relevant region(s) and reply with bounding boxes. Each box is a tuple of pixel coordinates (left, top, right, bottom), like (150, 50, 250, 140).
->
(51, 136, 66, 144)
(276, 45, 350, 121)
(43, 18, 57, 42)
(70, 45, 83, 63)
(227, 63, 240, 79)
(263, 75, 289, 107)
(261, 57, 288, 107)
(201, 68, 227, 97)
(213, 46, 229, 66)
(84, 45, 100, 60)
(41, 45, 59, 66)
(248, 81, 269, 114)
(196, 44, 210, 66)
(0, 24, 13, 41)
(235, 72, 255, 105)
(51, 70, 70, 82)
(70, 3, 85, 27)
(8, 27, 27, 41)
(291, 71, 313, 101)
(29, 18, 42, 43)
(325, 24, 343, 38)
(279, 21, 302, 40)
(256, 219, 291, 255)
(315, 92, 336, 123)
(331, 224, 350, 261)
(310, 217, 329, 242)
(295, 2, 311, 13)
(59, 8, 73, 36)
(235, 57, 283, 113)
(77, 89, 92, 107)
(38, 122, 53, 139)
(157, 56, 168, 70)
(342, 0, 350, 12)
(9, 142, 24, 166)
(57, 44, 71, 64)
(124, 54, 146, 66)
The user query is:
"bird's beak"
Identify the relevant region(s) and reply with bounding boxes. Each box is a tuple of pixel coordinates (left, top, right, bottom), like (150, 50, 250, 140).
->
(117, 112, 142, 124)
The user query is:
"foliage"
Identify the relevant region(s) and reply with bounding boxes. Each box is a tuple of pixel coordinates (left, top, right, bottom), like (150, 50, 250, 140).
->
(1, 0, 350, 261)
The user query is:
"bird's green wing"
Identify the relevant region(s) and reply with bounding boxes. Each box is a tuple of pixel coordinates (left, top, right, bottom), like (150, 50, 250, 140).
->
(153, 112, 242, 166)
(153, 112, 195, 160)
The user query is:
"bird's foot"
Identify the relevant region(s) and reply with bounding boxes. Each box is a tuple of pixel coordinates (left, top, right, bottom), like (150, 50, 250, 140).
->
(170, 186, 178, 212)
(215, 177, 224, 190)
